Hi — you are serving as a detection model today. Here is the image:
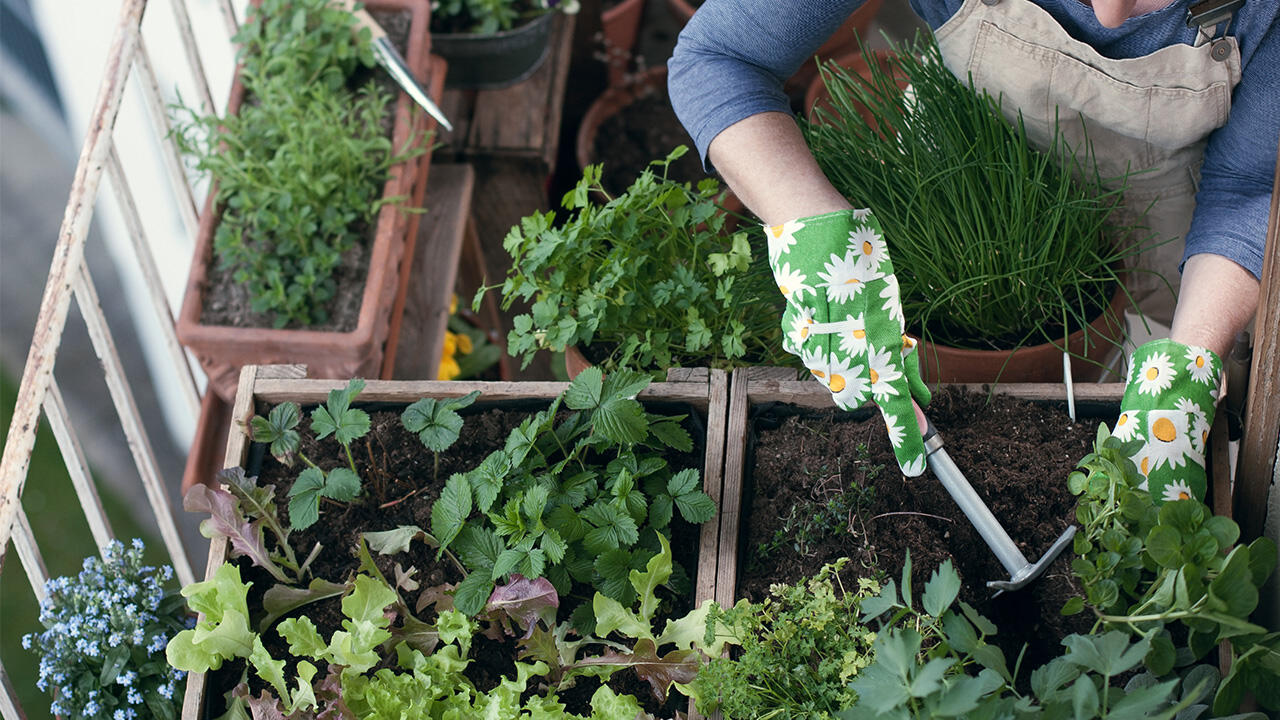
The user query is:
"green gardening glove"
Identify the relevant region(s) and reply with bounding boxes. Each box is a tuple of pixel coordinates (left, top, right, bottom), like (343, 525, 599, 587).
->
(1112, 338, 1221, 503)
(766, 209, 932, 476)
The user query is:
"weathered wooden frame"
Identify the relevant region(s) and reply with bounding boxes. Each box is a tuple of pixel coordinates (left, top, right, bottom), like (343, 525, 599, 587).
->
(716, 368, 1133, 608)
(181, 364, 728, 719)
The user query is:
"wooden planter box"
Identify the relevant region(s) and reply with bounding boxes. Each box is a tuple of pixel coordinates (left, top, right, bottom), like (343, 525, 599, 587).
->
(176, 0, 445, 403)
(714, 367, 1129, 608)
(181, 364, 729, 719)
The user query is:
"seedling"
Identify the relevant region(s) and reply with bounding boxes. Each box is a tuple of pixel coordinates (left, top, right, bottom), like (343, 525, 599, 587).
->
(401, 390, 481, 482)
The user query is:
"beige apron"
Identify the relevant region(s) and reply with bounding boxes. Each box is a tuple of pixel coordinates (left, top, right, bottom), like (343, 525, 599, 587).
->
(934, 0, 1242, 328)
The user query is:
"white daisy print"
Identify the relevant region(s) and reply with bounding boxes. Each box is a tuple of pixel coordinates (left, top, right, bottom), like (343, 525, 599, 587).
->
(867, 344, 902, 401)
(1174, 397, 1205, 422)
(818, 251, 880, 304)
(788, 307, 816, 351)
(879, 273, 904, 328)
(883, 412, 905, 448)
(850, 207, 873, 221)
(1112, 410, 1142, 442)
(1161, 479, 1196, 503)
(765, 220, 804, 266)
(1135, 352, 1176, 396)
(801, 345, 829, 385)
(773, 263, 814, 301)
(848, 225, 887, 272)
(1144, 409, 1192, 471)
(1189, 412, 1211, 458)
(827, 356, 870, 409)
(1184, 346, 1215, 385)
(900, 454, 926, 477)
(837, 313, 869, 357)
(1134, 445, 1153, 484)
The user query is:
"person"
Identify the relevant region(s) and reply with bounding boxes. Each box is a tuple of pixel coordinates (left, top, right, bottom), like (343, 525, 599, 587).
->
(668, 0, 1278, 502)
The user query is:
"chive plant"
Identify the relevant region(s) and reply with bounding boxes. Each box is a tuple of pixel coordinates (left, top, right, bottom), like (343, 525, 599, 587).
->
(804, 35, 1159, 352)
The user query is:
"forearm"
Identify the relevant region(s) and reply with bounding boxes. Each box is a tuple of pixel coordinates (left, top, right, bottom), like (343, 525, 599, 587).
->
(707, 111, 851, 226)
(1170, 253, 1260, 360)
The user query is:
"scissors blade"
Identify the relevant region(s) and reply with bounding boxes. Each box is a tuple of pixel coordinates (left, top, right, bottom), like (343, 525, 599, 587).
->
(372, 36, 453, 132)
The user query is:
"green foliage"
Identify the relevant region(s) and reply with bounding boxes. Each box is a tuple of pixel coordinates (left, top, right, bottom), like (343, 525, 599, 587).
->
(804, 35, 1155, 351)
(689, 559, 879, 719)
(480, 148, 792, 374)
(402, 390, 480, 452)
(183, 467, 307, 584)
(1066, 424, 1279, 713)
(431, 0, 574, 35)
(260, 378, 371, 530)
(839, 558, 1211, 719)
(429, 367, 714, 619)
(171, 0, 421, 327)
(166, 563, 256, 673)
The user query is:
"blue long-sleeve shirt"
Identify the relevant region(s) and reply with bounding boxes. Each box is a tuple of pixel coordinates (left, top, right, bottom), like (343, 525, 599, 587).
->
(668, 0, 1278, 279)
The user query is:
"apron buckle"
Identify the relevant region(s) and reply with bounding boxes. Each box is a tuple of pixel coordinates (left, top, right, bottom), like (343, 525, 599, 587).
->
(1186, 0, 1244, 61)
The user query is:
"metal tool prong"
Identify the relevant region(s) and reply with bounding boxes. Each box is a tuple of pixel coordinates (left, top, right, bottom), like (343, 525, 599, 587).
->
(921, 418, 1077, 597)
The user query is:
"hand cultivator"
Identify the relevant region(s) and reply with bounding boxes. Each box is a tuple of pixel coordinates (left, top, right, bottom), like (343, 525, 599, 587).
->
(921, 416, 1077, 595)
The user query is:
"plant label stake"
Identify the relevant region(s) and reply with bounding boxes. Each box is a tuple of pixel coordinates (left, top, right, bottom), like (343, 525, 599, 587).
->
(922, 416, 1076, 595)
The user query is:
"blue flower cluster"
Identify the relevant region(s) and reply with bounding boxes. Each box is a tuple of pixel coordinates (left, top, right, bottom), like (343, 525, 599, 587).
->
(22, 539, 189, 720)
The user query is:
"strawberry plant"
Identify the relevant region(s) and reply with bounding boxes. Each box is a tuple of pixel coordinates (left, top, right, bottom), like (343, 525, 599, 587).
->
(480, 147, 792, 374)
(427, 367, 715, 622)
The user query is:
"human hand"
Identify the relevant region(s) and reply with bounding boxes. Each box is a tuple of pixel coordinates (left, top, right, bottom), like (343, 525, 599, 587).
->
(1113, 339, 1221, 502)
(766, 209, 932, 475)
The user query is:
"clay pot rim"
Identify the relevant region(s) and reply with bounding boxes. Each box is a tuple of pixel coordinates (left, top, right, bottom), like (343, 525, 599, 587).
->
(576, 64, 669, 175)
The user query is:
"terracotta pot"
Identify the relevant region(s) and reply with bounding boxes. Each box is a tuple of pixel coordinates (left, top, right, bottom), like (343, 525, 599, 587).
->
(601, 0, 647, 87)
(565, 344, 592, 380)
(917, 286, 1129, 384)
(666, 0, 883, 97)
(176, 0, 442, 403)
(577, 64, 750, 223)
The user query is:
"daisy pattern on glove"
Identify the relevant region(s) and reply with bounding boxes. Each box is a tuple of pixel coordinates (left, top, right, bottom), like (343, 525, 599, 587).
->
(1112, 410, 1142, 442)
(774, 262, 814, 301)
(1161, 479, 1196, 503)
(1184, 345, 1216, 385)
(767, 220, 804, 265)
(818, 251, 881, 303)
(765, 209, 931, 478)
(849, 225, 887, 271)
(1135, 352, 1175, 396)
(838, 313, 868, 357)
(1115, 338, 1222, 504)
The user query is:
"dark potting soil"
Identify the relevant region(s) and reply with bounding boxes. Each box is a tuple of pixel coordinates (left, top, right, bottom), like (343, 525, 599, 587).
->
(740, 387, 1103, 674)
(592, 83, 709, 198)
(199, 9, 412, 333)
(203, 400, 705, 717)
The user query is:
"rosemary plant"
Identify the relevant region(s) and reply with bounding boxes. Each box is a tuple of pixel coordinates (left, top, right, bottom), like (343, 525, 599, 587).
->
(804, 35, 1158, 351)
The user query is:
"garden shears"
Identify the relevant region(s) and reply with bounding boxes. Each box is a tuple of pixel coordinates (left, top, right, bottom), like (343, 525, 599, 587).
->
(920, 415, 1076, 595)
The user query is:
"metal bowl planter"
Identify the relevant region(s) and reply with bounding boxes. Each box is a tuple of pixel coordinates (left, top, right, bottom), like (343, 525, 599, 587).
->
(431, 10, 555, 89)
(176, 0, 442, 403)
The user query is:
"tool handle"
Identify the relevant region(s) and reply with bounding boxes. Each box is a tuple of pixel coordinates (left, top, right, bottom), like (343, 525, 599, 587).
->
(350, 8, 388, 40)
